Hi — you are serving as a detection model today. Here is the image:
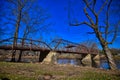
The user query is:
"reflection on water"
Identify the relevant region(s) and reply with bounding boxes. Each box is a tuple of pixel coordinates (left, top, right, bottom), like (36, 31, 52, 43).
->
(100, 60, 120, 69)
(5, 58, 120, 69)
(57, 58, 77, 65)
(116, 60, 120, 69)
(100, 60, 110, 69)
(57, 58, 120, 69)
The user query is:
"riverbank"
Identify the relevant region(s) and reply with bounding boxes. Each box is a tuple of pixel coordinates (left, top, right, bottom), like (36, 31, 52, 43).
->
(100, 54, 120, 60)
(0, 62, 120, 80)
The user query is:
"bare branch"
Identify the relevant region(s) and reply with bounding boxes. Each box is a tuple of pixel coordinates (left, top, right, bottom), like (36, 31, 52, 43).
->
(92, 0, 96, 10)
(84, 7, 95, 26)
(108, 21, 120, 44)
(69, 21, 92, 27)
(97, 0, 108, 15)
(83, 0, 98, 26)
(5, 16, 17, 22)
(105, 0, 112, 40)
(6, 0, 17, 5)
(2, 22, 15, 26)
(83, 0, 97, 17)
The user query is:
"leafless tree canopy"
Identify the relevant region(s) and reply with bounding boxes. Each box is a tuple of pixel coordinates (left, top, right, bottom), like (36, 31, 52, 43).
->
(0, 0, 50, 62)
(69, 0, 120, 44)
(0, 0, 50, 39)
(69, 0, 120, 70)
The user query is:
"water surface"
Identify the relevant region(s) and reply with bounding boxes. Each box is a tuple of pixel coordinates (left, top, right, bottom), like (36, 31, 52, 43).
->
(57, 58, 120, 69)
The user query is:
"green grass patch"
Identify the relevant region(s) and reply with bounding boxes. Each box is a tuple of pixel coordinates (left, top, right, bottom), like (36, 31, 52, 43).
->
(35, 70, 65, 75)
(62, 73, 120, 80)
(0, 73, 35, 80)
(81, 71, 120, 80)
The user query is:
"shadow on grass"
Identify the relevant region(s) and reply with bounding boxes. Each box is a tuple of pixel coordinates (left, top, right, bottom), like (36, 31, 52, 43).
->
(1, 78, 10, 80)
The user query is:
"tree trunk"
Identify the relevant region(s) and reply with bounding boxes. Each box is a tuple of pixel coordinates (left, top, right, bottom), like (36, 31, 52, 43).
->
(17, 38, 24, 62)
(11, 6, 22, 62)
(11, 28, 19, 62)
(17, 50, 23, 62)
(102, 45, 117, 70)
(11, 50, 16, 62)
(94, 28, 117, 70)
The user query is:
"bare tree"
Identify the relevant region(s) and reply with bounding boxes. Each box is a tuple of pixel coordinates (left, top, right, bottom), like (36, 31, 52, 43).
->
(69, 0, 120, 70)
(1, 0, 26, 61)
(0, 0, 50, 62)
(17, 5, 50, 62)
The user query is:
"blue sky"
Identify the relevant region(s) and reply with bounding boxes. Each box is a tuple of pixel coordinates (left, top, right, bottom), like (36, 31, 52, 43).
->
(38, 0, 120, 49)
(39, 0, 95, 41)
(0, 0, 120, 49)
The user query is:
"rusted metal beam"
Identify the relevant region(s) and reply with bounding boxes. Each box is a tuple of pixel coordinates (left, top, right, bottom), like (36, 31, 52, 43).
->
(0, 45, 50, 51)
(0, 37, 99, 55)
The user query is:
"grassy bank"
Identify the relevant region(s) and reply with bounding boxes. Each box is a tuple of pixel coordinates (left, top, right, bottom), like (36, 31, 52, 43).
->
(0, 62, 120, 80)
(114, 55, 120, 60)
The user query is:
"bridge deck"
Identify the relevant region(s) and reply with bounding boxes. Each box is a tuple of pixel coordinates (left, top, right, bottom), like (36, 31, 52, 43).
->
(0, 45, 49, 51)
(0, 37, 99, 55)
(0, 45, 97, 55)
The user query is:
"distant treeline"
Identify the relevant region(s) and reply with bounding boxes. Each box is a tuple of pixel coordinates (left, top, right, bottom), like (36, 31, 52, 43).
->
(100, 48, 120, 55)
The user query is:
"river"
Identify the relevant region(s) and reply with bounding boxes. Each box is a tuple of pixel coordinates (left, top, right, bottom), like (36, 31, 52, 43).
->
(5, 58, 120, 69)
(57, 58, 120, 69)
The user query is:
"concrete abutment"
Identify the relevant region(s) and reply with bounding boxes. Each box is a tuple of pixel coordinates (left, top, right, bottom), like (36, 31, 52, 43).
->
(39, 50, 100, 67)
(42, 51, 58, 64)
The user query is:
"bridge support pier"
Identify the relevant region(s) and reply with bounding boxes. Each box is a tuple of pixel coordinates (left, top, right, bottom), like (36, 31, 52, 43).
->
(11, 50, 16, 62)
(92, 54, 100, 68)
(42, 51, 57, 64)
(76, 54, 86, 66)
(81, 54, 92, 67)
(39, 51, 50, 62)
(81, 54, 100, 67)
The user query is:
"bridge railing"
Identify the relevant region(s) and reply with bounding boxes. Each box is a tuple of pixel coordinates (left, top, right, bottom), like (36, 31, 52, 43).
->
(49, 39, 99, 54)
(0, 37, 52, 50)
(0, 37, 14, 46)
(0, 37, 99, 54)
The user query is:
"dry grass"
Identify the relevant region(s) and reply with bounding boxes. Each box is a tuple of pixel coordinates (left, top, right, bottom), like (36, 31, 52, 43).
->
(0, 62, 120, 80)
